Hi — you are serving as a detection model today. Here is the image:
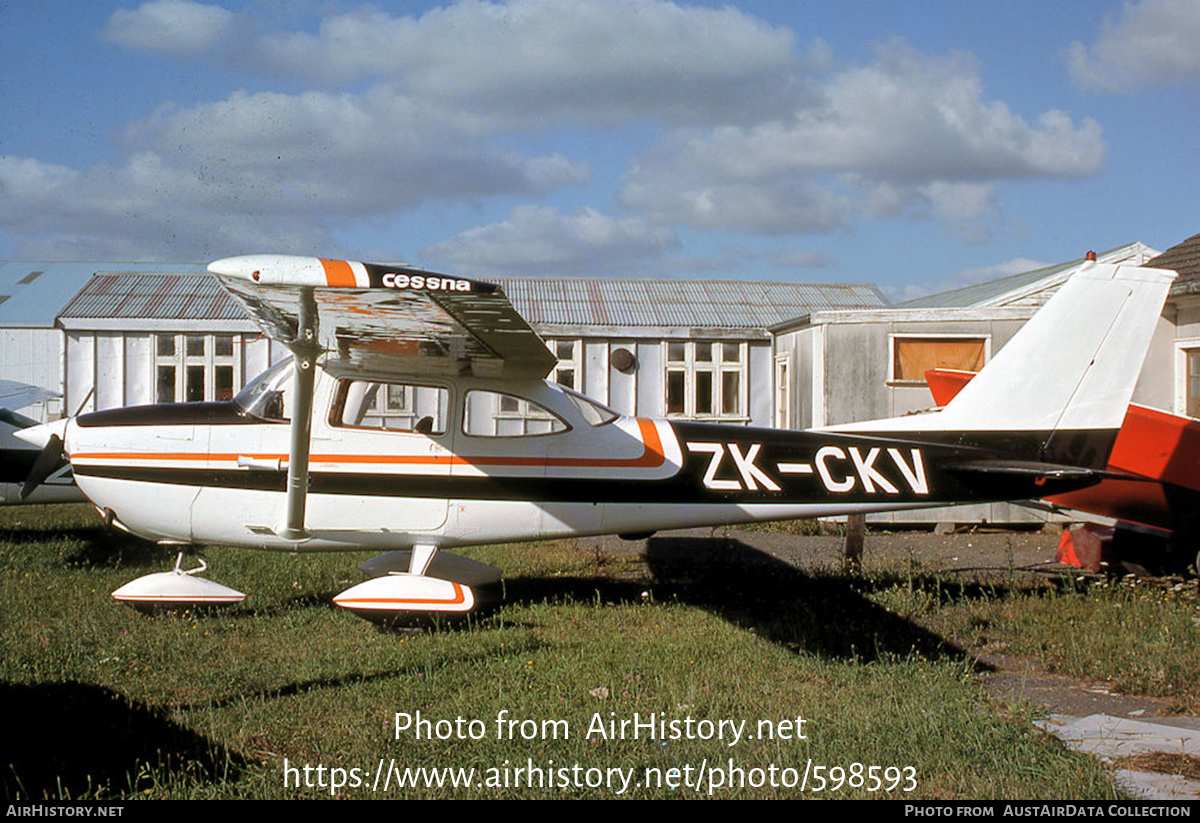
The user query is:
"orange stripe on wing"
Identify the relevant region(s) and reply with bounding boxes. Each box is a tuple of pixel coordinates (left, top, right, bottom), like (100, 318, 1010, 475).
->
(319, 258, 357, 287)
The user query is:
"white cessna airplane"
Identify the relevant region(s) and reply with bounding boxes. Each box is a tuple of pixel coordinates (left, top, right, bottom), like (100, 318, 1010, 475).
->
(17, 255, 1174, 620)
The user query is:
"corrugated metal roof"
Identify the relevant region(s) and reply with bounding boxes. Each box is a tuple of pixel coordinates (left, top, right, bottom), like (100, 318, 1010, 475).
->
(55, 269, 889, 331)
(59, 272, 244, 322)
(496, 277, 887, 328)
(0, 262, 201, 327)
(898, 243, 1155, 309)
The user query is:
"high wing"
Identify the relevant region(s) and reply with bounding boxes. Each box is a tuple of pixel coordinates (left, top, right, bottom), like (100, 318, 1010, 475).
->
(210, 254, 556, 380)
(210, 254, 556, 539)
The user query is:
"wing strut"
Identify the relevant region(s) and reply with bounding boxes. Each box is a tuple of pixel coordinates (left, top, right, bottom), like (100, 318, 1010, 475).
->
(279, 288, 319, 540)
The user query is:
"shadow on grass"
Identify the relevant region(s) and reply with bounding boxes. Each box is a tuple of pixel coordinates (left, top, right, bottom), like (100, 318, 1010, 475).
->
(172, 634, 545, 712)
(1, 681, 247, 800)
(505, 535, 988, 667)
(0, 521, 171, 570)
(63, 527, 173, 570)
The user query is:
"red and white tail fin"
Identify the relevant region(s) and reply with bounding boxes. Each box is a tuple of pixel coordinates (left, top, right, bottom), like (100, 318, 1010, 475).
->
(833, 262, 1174, 439)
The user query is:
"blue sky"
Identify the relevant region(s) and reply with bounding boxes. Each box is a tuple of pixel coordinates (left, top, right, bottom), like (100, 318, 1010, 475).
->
(2, 0, 1198, 299)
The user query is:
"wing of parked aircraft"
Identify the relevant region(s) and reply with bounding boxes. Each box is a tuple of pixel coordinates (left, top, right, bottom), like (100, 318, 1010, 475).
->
(214, 255, 556, 380)
(210, 255, 559, 542)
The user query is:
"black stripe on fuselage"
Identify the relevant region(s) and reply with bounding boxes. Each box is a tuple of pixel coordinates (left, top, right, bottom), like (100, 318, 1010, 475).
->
(72, 402, 1119, 472)
(836, 427, 1119, 472)
(78, 402, 256, 428)
(72, 423, 1114, 505)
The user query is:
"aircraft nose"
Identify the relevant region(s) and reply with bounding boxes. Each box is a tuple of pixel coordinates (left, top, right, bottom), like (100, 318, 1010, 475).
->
(14, 418, 69, 449)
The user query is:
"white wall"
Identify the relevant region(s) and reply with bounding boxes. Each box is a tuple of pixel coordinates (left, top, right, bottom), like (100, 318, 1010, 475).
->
(0, 328, 64, 421)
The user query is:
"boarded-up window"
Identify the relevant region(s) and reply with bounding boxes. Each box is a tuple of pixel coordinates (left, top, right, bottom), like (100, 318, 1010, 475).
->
(893, 337, 986, 383)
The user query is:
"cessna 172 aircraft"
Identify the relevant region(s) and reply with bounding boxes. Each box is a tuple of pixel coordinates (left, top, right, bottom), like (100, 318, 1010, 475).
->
(16, 255, 1175, 620)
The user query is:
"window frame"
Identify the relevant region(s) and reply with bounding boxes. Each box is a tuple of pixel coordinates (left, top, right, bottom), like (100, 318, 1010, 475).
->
(1173, 338, 1200, 418)
(153, 333, 241, 404)
(664, 339, 749, 422)
(547, 338, 582, 393)
(328, 378, 450, 436)
(461, 388, 572, 438)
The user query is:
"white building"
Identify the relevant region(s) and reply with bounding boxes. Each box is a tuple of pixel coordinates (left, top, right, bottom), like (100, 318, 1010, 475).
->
(0, 265, 888, 431)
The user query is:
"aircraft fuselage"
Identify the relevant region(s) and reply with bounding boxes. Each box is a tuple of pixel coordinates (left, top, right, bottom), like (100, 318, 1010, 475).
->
(62, 367, 1103, 551)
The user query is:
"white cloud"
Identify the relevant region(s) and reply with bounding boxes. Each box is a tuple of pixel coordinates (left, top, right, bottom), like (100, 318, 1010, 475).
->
(622, 41, 1103, 235)
(0, 152, 331, 260)
(7, 5, 1108, 266)
(102, 0, 234, 55)
(120, 87, 588, 211)
(1068, 0, 1200, 92)
(250, 0, 805, 126)
(0, 86, 589, 260)
(422, 205, 679, 275)
(99, 0, 807, 128)
(922, 181, 998, 222)
(622, 173, 854, 235)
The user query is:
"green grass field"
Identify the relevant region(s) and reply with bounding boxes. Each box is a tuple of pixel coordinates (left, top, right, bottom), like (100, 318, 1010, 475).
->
(3, 505, 1197, 800)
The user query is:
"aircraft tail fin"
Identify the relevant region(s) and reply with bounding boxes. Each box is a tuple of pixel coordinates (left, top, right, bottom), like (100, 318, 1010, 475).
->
(933, 262, 1172, 436)
(831, 262, 1174, 467)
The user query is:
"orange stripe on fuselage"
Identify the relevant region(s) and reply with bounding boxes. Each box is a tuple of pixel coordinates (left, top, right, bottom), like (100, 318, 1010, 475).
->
(319, 258, 357, 287)
(71, 419, 670, 471)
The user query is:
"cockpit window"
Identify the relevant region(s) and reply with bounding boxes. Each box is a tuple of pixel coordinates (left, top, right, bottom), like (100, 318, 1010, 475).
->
(463, 389, 569, 437)
(332, 379, 448, 435)
(561, 387, 619, 426)
(233, 358, 293, 422)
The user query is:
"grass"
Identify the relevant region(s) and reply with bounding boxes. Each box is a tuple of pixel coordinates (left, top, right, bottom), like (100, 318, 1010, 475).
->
(3, 505, 1195, 799)
(925, 573, 1200, 712)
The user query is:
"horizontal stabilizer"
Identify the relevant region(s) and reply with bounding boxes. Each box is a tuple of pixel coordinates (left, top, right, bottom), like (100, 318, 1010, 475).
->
(947, 460, 1099, 480)
(944, 459, 1154, 501)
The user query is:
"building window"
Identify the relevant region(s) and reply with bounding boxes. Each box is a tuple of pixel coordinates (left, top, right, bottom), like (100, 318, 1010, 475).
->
(665, 340, 747, 420)
(890, 336, 988, 384)
(774, 354, 791, 429)
(548, 339, 581, 392)
(154, 334, 239, 403)
(1187, 350, 1200, 419)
